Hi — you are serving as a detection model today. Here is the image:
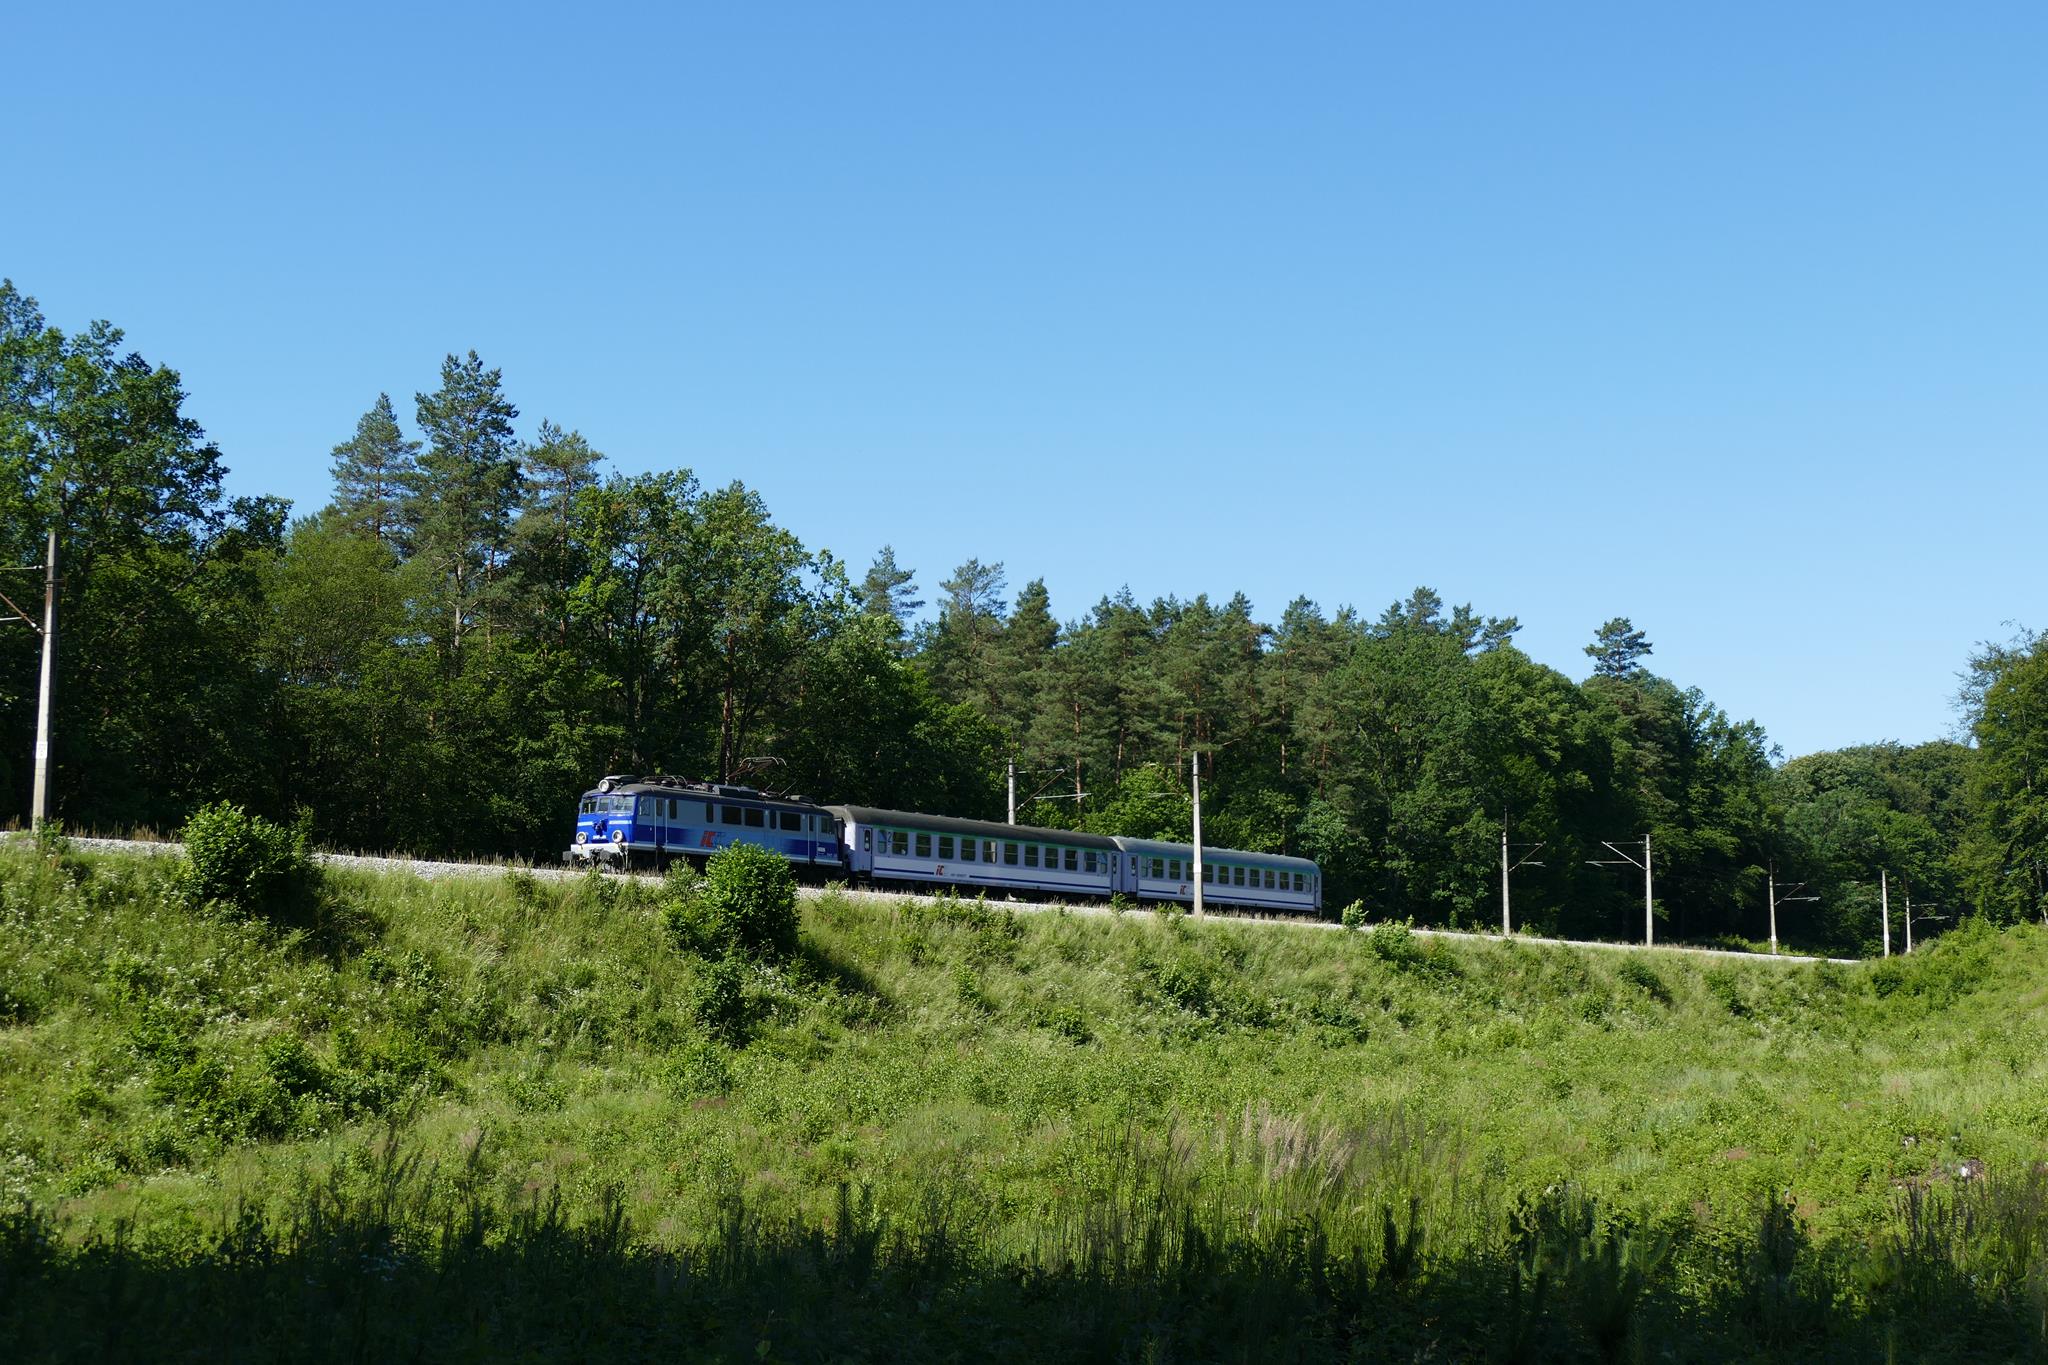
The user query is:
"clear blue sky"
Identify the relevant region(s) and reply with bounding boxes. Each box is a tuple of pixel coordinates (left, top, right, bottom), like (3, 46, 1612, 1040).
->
(12, 3, 2043, 757)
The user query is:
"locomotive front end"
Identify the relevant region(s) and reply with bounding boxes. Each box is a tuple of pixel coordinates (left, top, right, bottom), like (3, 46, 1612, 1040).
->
(568, 785, 635, 865)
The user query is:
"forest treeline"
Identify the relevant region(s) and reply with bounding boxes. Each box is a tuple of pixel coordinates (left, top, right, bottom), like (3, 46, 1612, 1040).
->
(2, 281, 2042, 951)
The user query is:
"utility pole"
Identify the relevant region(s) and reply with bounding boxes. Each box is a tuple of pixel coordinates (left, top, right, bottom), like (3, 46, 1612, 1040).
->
(1500, 816, 1544, 936)
(1191, 751, 1204, 917)
(1588, 834, 1654, 946)
(1880, 869, 1891, 958)
(32, 530, 56, 829)
(1766, 860, 1817, 956)
(1, 531, 57, 829)
(1002, 760, 1081, 828)
(1903, 879, 1913, 954)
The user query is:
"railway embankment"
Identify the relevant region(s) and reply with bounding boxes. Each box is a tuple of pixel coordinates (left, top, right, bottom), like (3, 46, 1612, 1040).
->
(4, 831, 1850, 963)
(1, 835, 2042, 1357)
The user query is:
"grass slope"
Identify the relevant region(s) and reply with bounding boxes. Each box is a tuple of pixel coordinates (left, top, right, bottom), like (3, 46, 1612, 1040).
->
(1, 843, 2045, 1361)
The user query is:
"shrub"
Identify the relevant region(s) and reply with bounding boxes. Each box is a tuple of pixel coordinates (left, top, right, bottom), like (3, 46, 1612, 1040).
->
(1704, 967, 1751, 1017)
(31, 820, 70, 861)
(691, 957, 752, 1046)
(1616, 957, 1671, 1004)
(1341, 901, 1368, 931)
(697, 843, 800, 960)
(178, 803, 311, 917)
(1366, 919, 1421, 966)
(1042, 1002, 1092, 1045)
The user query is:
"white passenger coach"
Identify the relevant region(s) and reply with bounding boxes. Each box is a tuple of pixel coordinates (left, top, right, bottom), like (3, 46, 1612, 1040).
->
(829, 806, 1322, 915)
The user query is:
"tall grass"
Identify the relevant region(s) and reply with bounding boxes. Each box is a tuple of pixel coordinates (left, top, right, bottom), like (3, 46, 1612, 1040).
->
(3, 843, 2047, 1358)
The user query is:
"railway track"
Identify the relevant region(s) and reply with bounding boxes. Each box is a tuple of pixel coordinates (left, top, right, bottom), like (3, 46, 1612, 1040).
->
(6, 832, 1854, 964)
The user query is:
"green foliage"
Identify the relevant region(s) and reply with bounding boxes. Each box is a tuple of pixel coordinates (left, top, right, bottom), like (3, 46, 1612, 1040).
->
(1959, 630, 2048, 925)
(1340, 899, 1367, 931)
(1366, 918, 1420, 965)
(689, 957, 751, 1046)
(177, 802, 312, 916)
(8, 277, 2047, 961)
(7, 847, 2048, 1356)
(1615, 956, 1671, 1004)
(699, 843, 799, 961)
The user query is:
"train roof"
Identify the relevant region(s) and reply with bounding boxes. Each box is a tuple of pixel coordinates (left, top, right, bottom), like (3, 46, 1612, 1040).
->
(825, 805, 1120, 850)
(587, 775, 826, 808)
(1111, 835, 1320, 872)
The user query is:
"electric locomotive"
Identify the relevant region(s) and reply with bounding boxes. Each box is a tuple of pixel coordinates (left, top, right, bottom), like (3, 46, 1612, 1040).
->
(566, 774, 842, 872)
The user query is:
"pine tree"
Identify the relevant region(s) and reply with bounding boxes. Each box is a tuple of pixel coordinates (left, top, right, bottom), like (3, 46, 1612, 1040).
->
(1586, 617, 1653, 678)
(328, 393, 419, 547)
(859, 545, 923, 648)
(511, 420, 603, 645)
(994, 577, 1058, 750)
(924, 559, 1008, 713)
(407, 351, 522, 663)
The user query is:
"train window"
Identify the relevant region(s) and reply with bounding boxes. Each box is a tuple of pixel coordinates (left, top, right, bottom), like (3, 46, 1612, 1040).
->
(863, 829, 872, 851)
(721, 805, 741, 825)
(1203, 864, 1214, 882)
(779, 811, 800, 831)
(1004, 842, 1019, 865)
(937, 834, 954, 859)
(915, 832, 931, 858)
(1168, 858, 1181, 879)
(1023, 844, 1039, 868)
(1064, 848, 1077, 871)
(890, 829, 908, 856)
(983, 840, 997, 863)
(1083, 850, 1097, 873)
(1233, 866, 1245, 886)
(1293, 872, 1304, 892)
(958, 839, 974, 862)
(745, 808, 765, 828)
(1147, 857, 1161, 879)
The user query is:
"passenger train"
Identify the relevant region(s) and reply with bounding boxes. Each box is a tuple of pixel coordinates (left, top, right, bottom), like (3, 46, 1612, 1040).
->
(567, 775, 1322, 916)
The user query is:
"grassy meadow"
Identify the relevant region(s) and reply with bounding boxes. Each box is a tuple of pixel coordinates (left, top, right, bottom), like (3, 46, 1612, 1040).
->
(1, 840, 2045, 1361)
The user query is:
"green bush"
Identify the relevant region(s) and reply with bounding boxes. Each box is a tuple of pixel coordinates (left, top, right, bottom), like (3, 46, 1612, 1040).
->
(1366, 919, 1420, 965)
(698, 843, 799, 961)
(690, 957, 752, 1045)
(1616, 956, 1671, 1004)
(1340, 900, 1367, 931)
(178, 802, 311, 917)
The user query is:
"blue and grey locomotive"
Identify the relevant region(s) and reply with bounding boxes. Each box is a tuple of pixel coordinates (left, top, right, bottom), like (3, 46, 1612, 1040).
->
(567, 775, 841, 871)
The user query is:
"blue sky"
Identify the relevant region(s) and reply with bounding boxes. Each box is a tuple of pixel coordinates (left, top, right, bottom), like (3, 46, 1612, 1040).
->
(11, 3, 2043, 757)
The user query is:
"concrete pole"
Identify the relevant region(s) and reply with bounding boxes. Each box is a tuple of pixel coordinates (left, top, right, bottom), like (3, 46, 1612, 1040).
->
(30, 529, 56, 830)
(1768, 861, 1778, 955)
(1191, 751, 1204, 917)
(1007, 759, 1015, 825)
(1644, 833, 1654, 947)
(1880, 869, 1891, 958)
(1904, 881, 1913, 954)
(1501, 820, 1511, 936)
